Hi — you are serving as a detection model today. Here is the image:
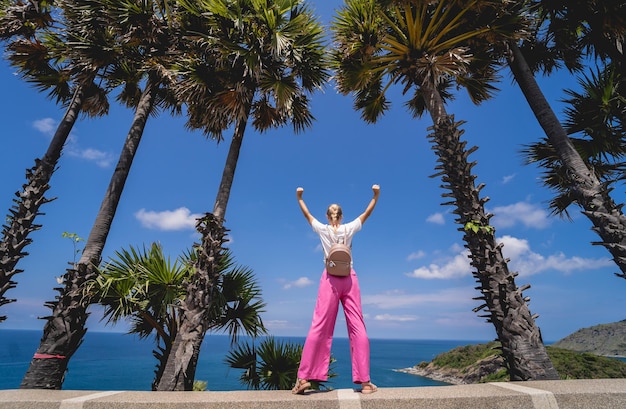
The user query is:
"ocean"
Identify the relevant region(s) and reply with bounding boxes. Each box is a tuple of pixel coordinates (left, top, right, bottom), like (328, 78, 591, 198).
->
(0, 329, 482, 391)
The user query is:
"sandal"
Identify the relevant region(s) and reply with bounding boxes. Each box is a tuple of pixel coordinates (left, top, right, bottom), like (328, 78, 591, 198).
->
(360, 382, 378, 394)
(292, 379, 311, 395)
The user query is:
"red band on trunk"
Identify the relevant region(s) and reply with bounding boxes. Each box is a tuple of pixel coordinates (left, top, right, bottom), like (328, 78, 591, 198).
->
(33, 353, 66, 359)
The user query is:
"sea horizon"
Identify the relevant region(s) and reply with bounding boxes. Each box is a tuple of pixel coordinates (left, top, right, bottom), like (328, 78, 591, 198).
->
(0, 329, 491, 391)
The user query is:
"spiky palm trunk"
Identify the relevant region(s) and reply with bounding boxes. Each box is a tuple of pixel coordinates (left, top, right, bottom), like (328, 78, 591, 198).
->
(156, 214, 228, 390)
(157, 117, 248, 391)
(507, 41, 626, 279)
(422, 82, 558, 380)
(0, 87, 83, 323)
(20, 79, 156, 389)
(18, 262, 97, 389)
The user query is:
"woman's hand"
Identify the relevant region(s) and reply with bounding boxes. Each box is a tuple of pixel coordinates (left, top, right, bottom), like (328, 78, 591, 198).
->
(372, 184, 380, 197)
(296, 187, 304, 200)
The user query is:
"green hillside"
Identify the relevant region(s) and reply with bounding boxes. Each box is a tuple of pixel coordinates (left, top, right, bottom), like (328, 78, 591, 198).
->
(405, 321, 626, 384)
(552, 319, 626, 357)
(412, 341, 626, 384)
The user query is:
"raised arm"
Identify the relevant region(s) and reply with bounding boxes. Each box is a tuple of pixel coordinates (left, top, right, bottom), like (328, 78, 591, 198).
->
(358, 184, 380, 225)
(296, 187, 314, 225)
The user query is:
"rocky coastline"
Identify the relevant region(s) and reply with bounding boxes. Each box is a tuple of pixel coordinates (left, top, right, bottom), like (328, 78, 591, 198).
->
(394, 366, 465, 385)
(394, 353, 506, 385)
(394, 321, 626, 386)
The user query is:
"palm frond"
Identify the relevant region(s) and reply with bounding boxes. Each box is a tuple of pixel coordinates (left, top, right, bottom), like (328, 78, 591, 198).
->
(224, 340, 260, 389)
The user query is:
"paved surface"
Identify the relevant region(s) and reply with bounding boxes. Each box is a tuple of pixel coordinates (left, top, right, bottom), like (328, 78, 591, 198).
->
(1, 379, 625, 408)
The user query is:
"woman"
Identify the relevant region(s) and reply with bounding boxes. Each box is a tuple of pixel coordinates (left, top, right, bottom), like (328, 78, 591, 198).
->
(292, 184, 380, 395)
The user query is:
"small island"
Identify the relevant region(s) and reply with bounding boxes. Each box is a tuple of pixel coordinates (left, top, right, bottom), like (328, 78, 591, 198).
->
(397, 320, 626, 384)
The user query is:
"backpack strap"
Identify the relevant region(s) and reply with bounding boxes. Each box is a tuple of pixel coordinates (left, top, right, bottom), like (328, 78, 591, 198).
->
(328, 225, 348, 245)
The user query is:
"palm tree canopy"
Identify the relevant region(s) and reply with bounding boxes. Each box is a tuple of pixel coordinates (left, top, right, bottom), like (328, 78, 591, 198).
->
(3, 0, 116, 114)
(226, 336, 313, 390)
(174, 0, 330, 140)
(521, 0, 626, 74)
(331, 0, 527, 123)
(99, 0, 183, 115)
(87, 243, 266, 343)
(0, 0, 55, 40)
(85, 243, 189, 339)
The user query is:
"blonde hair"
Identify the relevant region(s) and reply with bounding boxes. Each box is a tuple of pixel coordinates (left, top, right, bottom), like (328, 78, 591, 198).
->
(326, 204, 343, 223)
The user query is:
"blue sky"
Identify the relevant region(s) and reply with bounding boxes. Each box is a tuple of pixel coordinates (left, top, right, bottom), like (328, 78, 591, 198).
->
(1, 1, 624, 343)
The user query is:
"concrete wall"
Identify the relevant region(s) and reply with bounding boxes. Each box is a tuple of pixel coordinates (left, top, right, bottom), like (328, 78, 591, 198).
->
(1, 379, 625, 409)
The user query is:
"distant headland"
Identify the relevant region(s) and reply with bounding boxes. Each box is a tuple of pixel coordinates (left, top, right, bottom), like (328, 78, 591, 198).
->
(397, 319, 626, 384)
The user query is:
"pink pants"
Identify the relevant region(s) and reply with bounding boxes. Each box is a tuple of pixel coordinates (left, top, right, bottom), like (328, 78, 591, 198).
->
(297, 269, 370, 384)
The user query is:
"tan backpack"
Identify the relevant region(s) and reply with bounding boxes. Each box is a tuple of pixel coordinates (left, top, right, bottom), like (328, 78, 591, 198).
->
(325, 226, 352, 276)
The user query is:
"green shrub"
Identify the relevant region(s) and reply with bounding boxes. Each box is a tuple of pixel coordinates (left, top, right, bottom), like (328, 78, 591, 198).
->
(546, 346, 626, 379)
(431, 341, 501, 369)
(193, 380, 208, 391)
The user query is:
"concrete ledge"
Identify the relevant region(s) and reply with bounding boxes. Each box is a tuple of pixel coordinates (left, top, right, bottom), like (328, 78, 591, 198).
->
(1, 379, 625, 409)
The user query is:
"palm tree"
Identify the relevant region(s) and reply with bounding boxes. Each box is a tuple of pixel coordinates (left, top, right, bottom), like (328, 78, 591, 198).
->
(0, 0, 110, 324)
(521, 65, 626, 219)
(509, 41, 623, 235)
(156, 0, 329, 391)
(85, 243, 265, 390)
(226, 336, 335, 391)
(331, 0, 558, 381)
(509, 0, 626, 278)
(20, 0, 180, 389)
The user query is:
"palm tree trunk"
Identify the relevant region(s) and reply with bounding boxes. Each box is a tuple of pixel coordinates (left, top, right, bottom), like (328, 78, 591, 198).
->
(20, 79, 157, 389)
(156, 214, 227, 391)
(0, 86, 83, 323)
(80, 81, 155, 265)
(421, 81, 559, 380)
(213, 118, 248, 220)
(157, 114, 249, 391)
(152, 338, 172, 391)
(507, 41, 626, 279)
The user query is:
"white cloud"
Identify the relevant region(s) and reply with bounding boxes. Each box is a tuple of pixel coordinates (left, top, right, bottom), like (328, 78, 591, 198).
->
(33, 117, 114, 168)
(502, 174, 516, 184)
(499, 235, 613, 276)
(66, 147, 114, 168)
(32, 118, 56, 135)
(283, 277, 314, 289)
(490, 202, 551, 229)
(407, 250, 426, 261)
(406, 234, 612, 280)
(373, 314, 418, 322)
(426, 213, 445, 225)
(406, 251, 471, 279)
(450, 243, 464, 253)
(135, 207, 202, 231)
